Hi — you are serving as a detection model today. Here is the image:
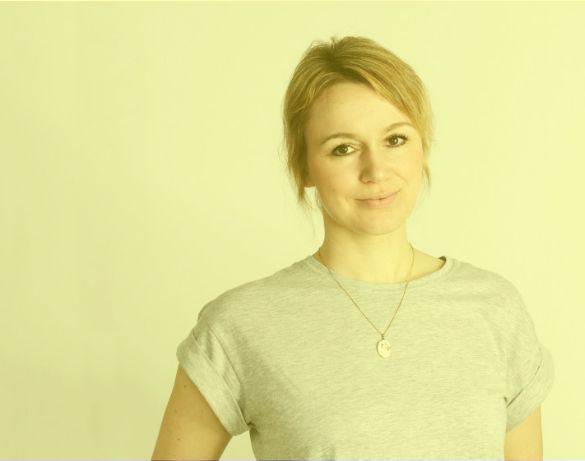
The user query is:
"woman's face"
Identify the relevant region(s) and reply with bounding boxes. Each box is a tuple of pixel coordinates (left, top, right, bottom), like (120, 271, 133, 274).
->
(304, 82, 424, 238)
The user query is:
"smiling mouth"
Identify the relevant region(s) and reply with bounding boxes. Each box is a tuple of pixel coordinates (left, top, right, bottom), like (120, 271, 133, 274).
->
(356, 191, 398, 207)
(358, 191, 397, 201)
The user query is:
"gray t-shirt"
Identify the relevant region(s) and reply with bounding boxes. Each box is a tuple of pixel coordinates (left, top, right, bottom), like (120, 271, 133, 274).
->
(176, 254, 554, 460)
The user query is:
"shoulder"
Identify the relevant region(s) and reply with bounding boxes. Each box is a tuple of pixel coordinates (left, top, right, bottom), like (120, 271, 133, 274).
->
(446, 257, 528, 320)
(453, 257, 519, 292)
(198, 258, 311, 323)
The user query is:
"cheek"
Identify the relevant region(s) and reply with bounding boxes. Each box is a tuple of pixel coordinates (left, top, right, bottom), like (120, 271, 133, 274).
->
(415, 155, 424, 173)
(407, 146, 424, 172)
(318, 174, 348, 203)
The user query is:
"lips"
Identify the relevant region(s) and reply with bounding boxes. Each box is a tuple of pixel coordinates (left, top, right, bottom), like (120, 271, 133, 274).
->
(359, 191, 396, 200)
(357, 191, 397, 208)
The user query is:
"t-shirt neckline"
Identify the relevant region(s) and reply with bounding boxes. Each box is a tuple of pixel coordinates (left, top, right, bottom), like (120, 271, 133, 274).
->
(302, 253, 455, 292)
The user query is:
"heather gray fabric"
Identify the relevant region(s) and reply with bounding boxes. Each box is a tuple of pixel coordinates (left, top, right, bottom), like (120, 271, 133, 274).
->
(176, 254, 554, 460)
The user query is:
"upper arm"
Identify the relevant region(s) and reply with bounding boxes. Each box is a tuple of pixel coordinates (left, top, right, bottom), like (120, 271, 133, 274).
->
(152, 364, 233, 461)
(504, 406, 543, 461)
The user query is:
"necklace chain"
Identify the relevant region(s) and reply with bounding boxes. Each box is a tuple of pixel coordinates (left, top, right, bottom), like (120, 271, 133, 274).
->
(317, 243, 415, 340)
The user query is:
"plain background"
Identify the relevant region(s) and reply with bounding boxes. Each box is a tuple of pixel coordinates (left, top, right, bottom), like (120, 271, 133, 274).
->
(1, 1, 583, 459)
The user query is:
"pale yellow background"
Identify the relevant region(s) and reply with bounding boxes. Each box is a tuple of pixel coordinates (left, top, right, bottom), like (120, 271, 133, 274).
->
(1, 2, 583, 460)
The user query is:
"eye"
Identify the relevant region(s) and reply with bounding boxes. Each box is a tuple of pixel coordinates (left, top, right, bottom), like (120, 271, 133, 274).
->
(388, 134, 409, 147)
(332, 143, 353, 156)
(331, 133, 409, 157)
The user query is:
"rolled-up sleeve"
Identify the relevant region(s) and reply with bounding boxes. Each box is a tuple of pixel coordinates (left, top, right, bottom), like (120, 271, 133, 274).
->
(504, 287, 555, 432)
(176, 316, 250, 437)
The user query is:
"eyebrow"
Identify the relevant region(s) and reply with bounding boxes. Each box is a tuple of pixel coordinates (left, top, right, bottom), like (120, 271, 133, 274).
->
(320, 122, 414, 146)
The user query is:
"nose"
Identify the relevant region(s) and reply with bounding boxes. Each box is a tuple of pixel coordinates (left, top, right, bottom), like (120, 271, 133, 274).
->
(359, 146, 391, 182)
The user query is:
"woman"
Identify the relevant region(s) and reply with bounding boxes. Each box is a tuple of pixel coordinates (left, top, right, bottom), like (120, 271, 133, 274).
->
(152, 35, 554, 461)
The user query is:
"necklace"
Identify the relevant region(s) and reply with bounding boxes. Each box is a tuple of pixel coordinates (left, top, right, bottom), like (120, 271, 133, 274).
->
(317, 243, 415, 358)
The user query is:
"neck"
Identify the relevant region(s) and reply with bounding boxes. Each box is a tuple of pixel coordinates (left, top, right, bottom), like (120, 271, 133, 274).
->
(316, 240, 415, 284)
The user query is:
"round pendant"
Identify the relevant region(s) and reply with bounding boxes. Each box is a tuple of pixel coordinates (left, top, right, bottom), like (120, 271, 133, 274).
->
(377, 339, 392, 358)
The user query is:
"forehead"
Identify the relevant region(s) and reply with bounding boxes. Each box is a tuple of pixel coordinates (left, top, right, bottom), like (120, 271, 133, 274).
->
(305, 82, 409, 139)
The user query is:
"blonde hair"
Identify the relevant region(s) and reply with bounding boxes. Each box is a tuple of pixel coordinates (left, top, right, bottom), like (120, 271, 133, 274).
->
(279, 35, 435, 232)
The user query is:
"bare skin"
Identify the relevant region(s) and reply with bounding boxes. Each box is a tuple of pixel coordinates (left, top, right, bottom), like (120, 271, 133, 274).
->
(312, 248, 445, 284)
